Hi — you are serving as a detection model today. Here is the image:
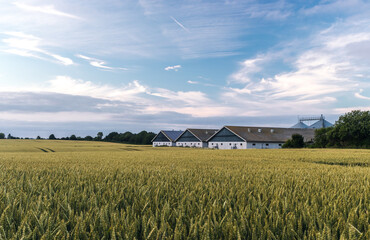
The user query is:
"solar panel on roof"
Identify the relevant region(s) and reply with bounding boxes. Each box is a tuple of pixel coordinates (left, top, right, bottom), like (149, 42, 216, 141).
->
(162, 130, 184, 141)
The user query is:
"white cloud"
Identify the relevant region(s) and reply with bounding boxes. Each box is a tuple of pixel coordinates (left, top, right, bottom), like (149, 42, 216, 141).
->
(46, 76, 146, 101)
(13, 2, 81, 20)
(187, 80, 198, 84)
(1, 32, 74, 65)
(355, 89, 370, 100)
(76, 54, 128, 71)
(229, 58, 263, 84)
(149, 88, 209, 105)
(333, 106, 370, 114)
(164, 65, 181, 71)
(2, 75, 230, 118)
(50, 53, 74, 66)
(227, 17, 370, 115)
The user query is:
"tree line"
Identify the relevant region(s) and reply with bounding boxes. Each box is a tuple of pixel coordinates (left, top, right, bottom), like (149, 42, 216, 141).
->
(0, 131, 156, 145)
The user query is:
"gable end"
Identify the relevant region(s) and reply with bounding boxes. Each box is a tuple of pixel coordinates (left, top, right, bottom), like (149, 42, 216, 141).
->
(208, 127, 245, 142)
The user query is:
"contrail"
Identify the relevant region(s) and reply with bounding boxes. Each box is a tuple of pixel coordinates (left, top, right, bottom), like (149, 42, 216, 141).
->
(170, 16, 190, 33)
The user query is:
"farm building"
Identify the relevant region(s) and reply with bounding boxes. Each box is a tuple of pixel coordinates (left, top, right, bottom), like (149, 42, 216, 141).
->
(207, 126, 315, 149)
(175, 128, 218, 148)
(152, 130, 183, 147)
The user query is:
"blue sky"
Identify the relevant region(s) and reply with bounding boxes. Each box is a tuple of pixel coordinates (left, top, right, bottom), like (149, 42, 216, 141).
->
(1, 0, 370, 137)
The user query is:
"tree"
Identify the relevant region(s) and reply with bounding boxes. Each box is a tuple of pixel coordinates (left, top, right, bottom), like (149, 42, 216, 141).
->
(313, 127, 333, 148)
(329, 110, 370, 147)
(49, 134, 56, 140)
(36, 136, 42, 139)
(0, 133, 5, 139)
(313, 110, 370, 148)
(96, 132, 103, 141)
(104, 132, 119, 142)
(7, 134, 12, 139)
(70, 134, 77, 140)
(283, 134, 305, 148)
(84, 136, 93, 141)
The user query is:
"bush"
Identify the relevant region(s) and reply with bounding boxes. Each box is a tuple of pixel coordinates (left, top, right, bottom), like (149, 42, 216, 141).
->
(283, 134, 305, 148)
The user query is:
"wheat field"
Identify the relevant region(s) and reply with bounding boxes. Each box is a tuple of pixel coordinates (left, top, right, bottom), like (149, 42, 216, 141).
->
(0, 140, 369, 239)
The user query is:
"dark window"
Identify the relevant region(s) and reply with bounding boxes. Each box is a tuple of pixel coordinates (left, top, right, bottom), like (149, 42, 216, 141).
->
(221, 143, 223, 145)
(278, 144, 282, 146)
(229, 143, 232, 145)
(240, 143, 242, 145)
(252, 143, 256, 146)
(266, 144, 269, 146)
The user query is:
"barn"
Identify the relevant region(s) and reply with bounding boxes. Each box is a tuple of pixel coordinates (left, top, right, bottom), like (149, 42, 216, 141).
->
(151, 130, 183, 147)
(175, 129, 218, 148)
(207, 126, 315, 149)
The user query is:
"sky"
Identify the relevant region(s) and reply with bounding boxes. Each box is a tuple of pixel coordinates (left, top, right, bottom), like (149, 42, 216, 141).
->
(0, 0, 370, 138)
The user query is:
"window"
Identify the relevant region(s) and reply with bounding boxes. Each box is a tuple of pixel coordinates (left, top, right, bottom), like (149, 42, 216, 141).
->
(278, 144, 282, 146)
(229, 143, 232, 145)
(221, 143, 223, 145)
(266, 144, 269, 146)
(240, 143, 242, 146)
(252, 143, 256, 146)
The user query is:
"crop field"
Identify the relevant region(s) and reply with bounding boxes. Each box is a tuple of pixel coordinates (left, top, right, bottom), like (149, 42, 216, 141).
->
(0, 140, 369, 239)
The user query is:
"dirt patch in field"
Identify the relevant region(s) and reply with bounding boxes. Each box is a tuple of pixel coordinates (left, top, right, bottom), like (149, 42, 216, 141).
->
(312, 161, 369, 167)
(120, 148, 141, 151)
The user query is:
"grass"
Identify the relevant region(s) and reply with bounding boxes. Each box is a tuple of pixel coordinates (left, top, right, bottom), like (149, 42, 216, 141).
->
(0, 140, 369, 239)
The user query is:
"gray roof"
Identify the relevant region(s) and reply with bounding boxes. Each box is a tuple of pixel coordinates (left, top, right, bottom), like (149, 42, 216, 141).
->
(177, 128, 218, 142)
(309, 119, 333, 129)
(215, 126, 315, 143)
(162, 130, 184, 141)
(291, 121, 309, 129)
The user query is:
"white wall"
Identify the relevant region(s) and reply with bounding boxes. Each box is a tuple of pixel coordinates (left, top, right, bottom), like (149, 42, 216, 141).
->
(208, 142, 246, 149)
(208, 142, 283, 149)
(176, 142, 203, 148)
(153, 142, 173, 147)
(247, 142, 283, 149)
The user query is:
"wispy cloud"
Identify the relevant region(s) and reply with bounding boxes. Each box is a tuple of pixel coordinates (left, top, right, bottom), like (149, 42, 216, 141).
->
(301, 0, 369, 16)
(164, 65, 181, 71)
(76, 54, 128, 71)
(243, 1, 292, 20)
(355, 89, 370, 100)
(187, 80, 198, 84)
(0, 111, 114, 123)
(1, 32, 73, 65)
(13, 2, 81, 20)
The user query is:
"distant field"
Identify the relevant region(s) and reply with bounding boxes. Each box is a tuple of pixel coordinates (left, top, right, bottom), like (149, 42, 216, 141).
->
(0, 140, 369, 239)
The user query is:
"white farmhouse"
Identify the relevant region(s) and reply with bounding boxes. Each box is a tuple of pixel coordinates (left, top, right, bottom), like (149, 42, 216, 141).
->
(175, 129, 218, 148)
(207, 126, 315, 149)
(151, 130, 183, 147)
